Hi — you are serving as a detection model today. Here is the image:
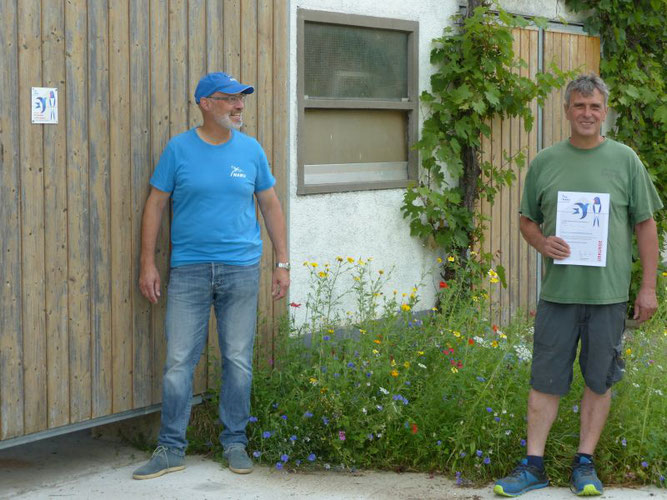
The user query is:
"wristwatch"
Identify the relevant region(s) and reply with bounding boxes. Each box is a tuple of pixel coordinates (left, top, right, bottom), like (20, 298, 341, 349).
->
(276, 262, 291, 271)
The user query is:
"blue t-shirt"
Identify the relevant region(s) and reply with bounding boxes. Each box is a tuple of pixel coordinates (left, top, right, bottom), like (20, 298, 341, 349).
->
(150, 128, 275, 267)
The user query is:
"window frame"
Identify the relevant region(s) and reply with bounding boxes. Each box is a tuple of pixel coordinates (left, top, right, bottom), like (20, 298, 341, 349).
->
(297, 9, 419, 195)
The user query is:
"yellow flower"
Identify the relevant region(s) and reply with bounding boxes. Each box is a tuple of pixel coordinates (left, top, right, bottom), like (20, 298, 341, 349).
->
(390, 359, 396, 367)
(327, 329, 334, 334)
(318, 271, 328, 278)
(491, 340, 499, 348)
(472, 295, 479, 302)
(393, 290, 398, 295)
(390, 369, 399, 377)
(662, 271, 667, 277)
(354, 276, 361, 281)
(403, 361, 410, 368)
(336, 256, 343, 262)
(625, 348, 632, 356)
(490, 277, 500, 284)
(448, 256, 455, 262)
(347, 257, 355, 263)
(311, 262, 318, 268)
(499, 333, 507, 340)
(320, 387, 328, 393)
(409, 293, 416, 299)
(453, 331, 461, 338)
(372, 349, 379, 355)
(488, 269, 498, 278)
(302, 261, 309, 267)
(436, 257, 443, 263)
(431, 307, 438, 312)
(374, 339, 382, 344)
(358, 259, 365, 265)
(470, 250, 478, 256)
(309, 377, 318, 385)
(359, 329, 366, 334)
(417, 351, 424, 356)
(401, 304, 411, 312)
(412, 287, 418, 293)
(451, 366, 458, 374)
(378, 269, 384, 275)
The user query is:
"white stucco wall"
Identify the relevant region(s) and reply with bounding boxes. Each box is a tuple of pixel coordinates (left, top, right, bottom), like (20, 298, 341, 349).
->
(287, 0, 457, 322)
(285, 0, 585, 324)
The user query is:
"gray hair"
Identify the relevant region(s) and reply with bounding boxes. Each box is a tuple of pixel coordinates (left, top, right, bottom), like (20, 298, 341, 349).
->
(564, 74, 609, 107)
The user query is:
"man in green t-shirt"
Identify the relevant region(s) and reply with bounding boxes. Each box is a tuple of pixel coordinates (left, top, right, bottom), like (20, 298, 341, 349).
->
(494, 74, 663, 497)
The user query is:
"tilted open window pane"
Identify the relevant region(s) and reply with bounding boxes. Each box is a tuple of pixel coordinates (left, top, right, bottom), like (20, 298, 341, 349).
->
(304, 22, 408, 100)
(302, 109, 408, 185)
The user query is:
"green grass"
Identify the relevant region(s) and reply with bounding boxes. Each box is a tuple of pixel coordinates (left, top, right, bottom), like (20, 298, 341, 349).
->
(187, 258, 666, 487)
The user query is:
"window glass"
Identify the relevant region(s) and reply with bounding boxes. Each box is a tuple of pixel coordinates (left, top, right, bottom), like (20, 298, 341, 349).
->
(304, 22, 408, 100)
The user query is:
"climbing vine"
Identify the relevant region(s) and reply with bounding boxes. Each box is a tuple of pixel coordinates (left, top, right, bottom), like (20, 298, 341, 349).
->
(563, 0, 667, 299)
(401, 1, 569, 285)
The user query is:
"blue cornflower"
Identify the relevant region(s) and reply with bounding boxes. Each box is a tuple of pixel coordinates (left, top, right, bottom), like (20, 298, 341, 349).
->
(436, 440, 442, 446)
(322, 416, 329, 425)
(641, 461, 649, 468)
(262, 431, 272, 438)
(494, 416, 501, 422)
(354, 350, 359, 357)
(334, 373, 340, 378)
(367, 433, 374, 440)
(484, 457, 491, 465)
(323, 335, 331, 341)
(275, 462, 283, 470)
(280, 414, 288, 420)
(281, 454, 289, 462)
(393, 395, 403, 402)
(572, 405, 579, 413)
(307, 453, 316, 462)
(366, 372, 372, 378)
(295, 459, 301, 466)
(476, 376, 486, 382)
(272, 403, 279, 409)
(404, 381, 411, 386)
(460, 451, 466, 457)
(304, 411, 313, 418)
(476, 450, 483, 457)
(253, 451, 262, 458)
(621, 438, 627, 447)
(347, 362, 355, 368)
(520, 439, 526, 447)
(376, 405, 383, 411)
(455, 471, 462, 485)
(321, 366, 327, 373)
(249, 416, 258, 423)
(486, 407, 493, 413)
(290, 435, 297, 441)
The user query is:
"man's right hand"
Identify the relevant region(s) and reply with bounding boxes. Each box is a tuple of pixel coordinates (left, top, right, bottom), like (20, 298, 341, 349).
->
(540, 235, 571, 260)
(139, 263, 161, 304)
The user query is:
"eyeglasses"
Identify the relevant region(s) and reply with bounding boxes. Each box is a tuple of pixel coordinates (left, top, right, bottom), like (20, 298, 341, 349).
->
(205, 94, 247, 104)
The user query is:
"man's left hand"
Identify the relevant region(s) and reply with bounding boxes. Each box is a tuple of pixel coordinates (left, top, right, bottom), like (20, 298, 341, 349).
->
(633, 286, 658, 323)
(272, 268, 290, 300)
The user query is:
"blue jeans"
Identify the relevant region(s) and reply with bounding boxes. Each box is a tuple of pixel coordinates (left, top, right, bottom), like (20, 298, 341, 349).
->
(157, 262, 260, 454)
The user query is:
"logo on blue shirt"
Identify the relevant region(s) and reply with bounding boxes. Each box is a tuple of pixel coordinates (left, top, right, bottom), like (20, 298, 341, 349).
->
(230, 165, 247, 178)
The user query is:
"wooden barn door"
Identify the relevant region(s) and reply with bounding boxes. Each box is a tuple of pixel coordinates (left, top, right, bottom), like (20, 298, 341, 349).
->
(479, 27, 600, 324)
(0, 0, 288, 443)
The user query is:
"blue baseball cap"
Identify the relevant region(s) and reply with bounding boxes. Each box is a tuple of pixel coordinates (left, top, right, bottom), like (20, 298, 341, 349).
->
(194, 72, 254, 103)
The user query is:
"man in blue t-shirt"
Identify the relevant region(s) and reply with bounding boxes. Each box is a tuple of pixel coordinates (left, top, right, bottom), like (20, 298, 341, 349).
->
(133, 72, 290, 479)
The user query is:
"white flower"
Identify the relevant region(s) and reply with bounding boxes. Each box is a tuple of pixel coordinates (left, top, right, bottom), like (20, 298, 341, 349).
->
(418, 363, 427, 369)
(379, 387, 389, 395)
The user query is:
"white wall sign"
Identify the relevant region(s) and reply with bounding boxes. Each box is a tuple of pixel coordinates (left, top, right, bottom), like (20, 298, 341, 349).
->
(31, 87, 58, 124)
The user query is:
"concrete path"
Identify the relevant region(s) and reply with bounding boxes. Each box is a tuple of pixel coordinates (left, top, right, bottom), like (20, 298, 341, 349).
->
(0, 431, 663, 500)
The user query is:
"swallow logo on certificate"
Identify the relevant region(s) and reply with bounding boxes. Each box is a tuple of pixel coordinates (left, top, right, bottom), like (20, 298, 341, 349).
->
(554, 191, 610, 267)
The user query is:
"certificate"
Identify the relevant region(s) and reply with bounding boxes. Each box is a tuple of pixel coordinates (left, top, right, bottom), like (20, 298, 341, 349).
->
(554, 191, 609, 267)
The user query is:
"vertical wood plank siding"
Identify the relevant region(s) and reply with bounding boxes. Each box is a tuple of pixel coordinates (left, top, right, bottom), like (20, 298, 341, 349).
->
(481, 28, 600, 323)
(0, 0, 288, 441)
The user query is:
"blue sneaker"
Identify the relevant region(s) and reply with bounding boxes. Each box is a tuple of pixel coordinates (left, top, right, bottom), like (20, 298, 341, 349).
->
(494, 459, 549, 497)
(570, 456, 603, 496)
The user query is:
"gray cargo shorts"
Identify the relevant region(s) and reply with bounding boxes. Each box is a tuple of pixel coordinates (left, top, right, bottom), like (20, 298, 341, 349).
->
(530, 299, 627, 395)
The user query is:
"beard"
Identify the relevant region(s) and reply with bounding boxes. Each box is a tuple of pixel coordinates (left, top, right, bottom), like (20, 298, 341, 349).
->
(214, 113, 242, 130)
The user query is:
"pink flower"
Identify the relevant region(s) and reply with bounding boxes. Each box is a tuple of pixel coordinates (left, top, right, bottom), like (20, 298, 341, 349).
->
(338, 430, 346, 441)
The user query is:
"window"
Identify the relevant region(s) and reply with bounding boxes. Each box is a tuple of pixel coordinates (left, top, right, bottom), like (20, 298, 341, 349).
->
(297, 10, 419, 194)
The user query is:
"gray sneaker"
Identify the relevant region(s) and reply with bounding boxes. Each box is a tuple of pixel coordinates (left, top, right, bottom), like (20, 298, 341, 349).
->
(224, 446, 253, 474)
(132, 445, 185, 480)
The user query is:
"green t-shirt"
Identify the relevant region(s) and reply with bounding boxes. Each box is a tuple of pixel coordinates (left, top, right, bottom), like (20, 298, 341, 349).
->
(520, 139, 663, 304)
